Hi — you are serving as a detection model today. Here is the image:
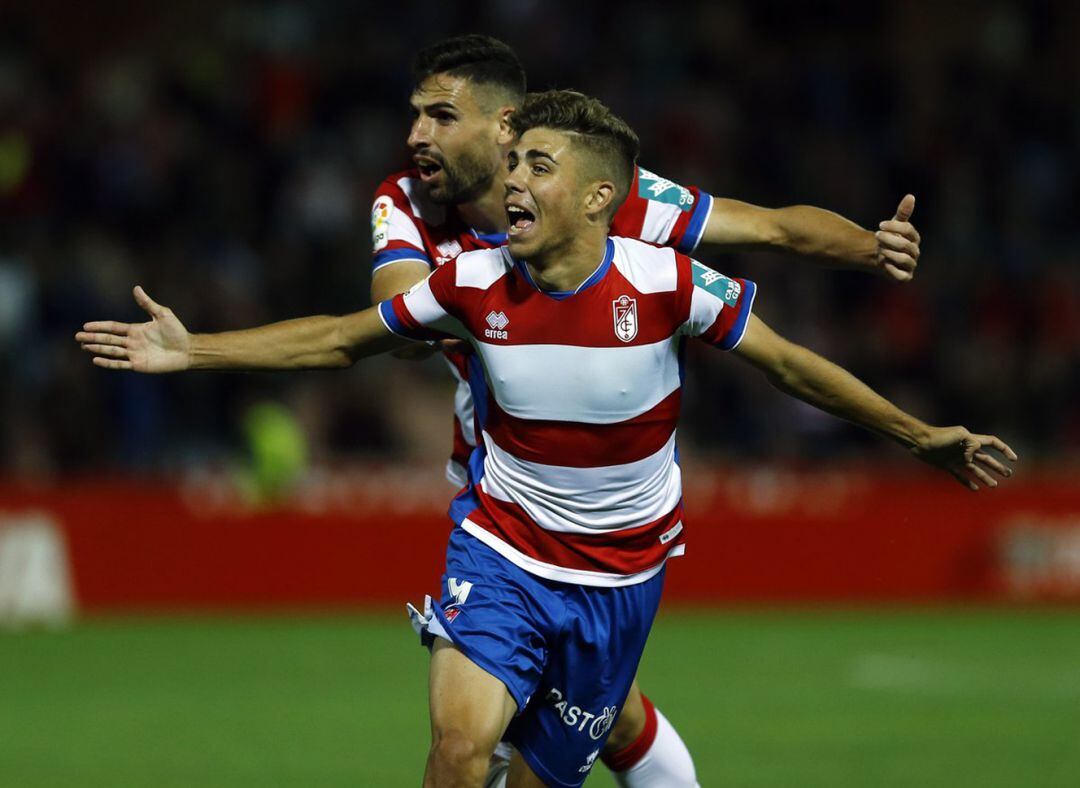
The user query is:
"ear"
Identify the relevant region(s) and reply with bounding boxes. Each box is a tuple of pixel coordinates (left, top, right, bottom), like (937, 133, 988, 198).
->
(495, 106, 516, 145)
(584, 181, 616, 220)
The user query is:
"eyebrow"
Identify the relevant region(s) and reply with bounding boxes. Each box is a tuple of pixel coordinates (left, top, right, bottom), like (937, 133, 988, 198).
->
(410, 100, 459, 113)
(524, 149, 558, 165)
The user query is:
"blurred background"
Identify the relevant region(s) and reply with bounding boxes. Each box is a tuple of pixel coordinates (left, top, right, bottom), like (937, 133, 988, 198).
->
(1, 1, 1078, 786)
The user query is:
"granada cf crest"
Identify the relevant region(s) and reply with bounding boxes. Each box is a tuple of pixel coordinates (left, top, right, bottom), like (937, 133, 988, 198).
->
(612, 295, 638, 342)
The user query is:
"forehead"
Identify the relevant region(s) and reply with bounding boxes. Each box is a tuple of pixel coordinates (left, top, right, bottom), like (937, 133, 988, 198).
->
(410, 74, 484, 112)
(511, 127, 576, 161)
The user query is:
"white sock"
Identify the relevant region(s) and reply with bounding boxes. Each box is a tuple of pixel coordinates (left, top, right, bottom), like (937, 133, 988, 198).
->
(611, 707, 699, 788)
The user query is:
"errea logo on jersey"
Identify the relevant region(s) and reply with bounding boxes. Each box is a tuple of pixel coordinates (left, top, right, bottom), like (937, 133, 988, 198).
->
(637, 167, 695, 212)
(485, 311, 509, 340)
(435, 239, 463, 266)
(692, 262, 742, 307)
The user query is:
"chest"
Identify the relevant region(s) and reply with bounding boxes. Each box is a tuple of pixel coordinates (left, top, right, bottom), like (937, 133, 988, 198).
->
(464, 285, 684, 424)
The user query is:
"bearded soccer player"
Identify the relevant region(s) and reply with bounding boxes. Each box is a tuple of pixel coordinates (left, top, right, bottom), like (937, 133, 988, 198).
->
(367, 34, 921, 786)
(78, 90, 1014, 787)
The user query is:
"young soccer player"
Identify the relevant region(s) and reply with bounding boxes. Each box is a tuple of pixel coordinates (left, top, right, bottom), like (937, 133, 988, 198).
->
(369, 35, 920, 784)
(77, 90, 1013, 787)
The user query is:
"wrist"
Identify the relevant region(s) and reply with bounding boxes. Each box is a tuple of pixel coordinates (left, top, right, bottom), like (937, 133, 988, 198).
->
(186, 334, 209, 370)
(899, 419, 934, 453)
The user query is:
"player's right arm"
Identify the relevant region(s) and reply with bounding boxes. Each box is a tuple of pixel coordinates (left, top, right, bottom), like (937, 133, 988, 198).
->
(76, 286, 409, 372)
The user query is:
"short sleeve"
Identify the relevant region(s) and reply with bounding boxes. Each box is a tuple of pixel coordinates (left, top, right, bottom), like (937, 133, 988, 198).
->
(681, 260, 757, 351)
(377, 260, 465, 341)
(371, 179, 433, 272)
(611, 167, 714, 254)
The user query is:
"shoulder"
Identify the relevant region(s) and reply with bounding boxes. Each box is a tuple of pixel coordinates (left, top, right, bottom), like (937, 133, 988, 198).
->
(610, 236, 679, 294)
(451, 247, 514, 290)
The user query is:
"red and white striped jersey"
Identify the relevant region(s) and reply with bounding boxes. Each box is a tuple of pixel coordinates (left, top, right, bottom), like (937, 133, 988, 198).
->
(378, 236, 756, 587)
(370, 166, 716, 484)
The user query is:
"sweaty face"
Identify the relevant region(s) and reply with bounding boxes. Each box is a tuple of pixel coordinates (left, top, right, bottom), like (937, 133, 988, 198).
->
(408, 75, 506, 205)
(503, 128, 586, 260)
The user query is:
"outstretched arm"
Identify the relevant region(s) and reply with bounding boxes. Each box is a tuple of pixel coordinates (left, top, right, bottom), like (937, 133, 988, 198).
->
(76, 286, 408, 373)
(732, 314, 1017, 490)
(701, 194, 920, 282)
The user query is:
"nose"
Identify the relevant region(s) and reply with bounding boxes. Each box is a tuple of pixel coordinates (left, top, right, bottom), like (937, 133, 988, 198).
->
(504, 166, 524, 194)
(408, 116, 431, 150)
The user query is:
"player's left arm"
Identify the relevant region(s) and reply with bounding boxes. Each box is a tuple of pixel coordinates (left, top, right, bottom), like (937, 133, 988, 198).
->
(700, 194, 920, 282)
(731, 314, 1017, 490)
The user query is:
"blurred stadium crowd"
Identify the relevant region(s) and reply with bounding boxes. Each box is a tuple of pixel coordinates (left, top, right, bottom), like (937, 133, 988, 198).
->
(1, 1, 1076, 478)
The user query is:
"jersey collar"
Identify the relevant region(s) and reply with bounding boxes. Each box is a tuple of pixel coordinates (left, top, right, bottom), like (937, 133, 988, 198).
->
(469, 227, 509, 245)
(514, 238, 615, 300)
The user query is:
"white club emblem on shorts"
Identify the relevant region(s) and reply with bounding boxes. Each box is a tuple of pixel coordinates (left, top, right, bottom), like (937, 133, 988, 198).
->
(612, 295, 638, 342)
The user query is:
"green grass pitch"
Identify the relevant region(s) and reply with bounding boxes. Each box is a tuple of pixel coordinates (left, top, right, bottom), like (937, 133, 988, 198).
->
(2, 609, 1079, 786)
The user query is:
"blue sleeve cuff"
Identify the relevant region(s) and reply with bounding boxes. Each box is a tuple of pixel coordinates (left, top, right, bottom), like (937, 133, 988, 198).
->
(373, 248, 432, 272)
(718, 279, 757, 351)
(677, 191, 714, 254)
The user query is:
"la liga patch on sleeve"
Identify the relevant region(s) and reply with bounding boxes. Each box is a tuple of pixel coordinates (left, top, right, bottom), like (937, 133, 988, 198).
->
(691, 261, 742, 306)
(371, 195, 394, 251)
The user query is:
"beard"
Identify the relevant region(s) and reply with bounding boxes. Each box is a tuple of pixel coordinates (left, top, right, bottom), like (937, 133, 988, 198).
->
(425, 148, 498, 206)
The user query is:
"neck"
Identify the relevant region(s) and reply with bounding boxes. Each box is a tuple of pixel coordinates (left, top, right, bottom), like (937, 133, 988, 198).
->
(456, 176, 509, 234)
(526, 227, 609, 292)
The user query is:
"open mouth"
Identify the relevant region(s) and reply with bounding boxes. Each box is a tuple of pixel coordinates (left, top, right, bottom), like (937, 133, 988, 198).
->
(506, 204, 536, 235)
(415, 156, 443, 181)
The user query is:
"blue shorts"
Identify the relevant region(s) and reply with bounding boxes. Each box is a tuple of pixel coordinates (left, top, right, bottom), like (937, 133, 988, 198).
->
(421, 526, 665, 787)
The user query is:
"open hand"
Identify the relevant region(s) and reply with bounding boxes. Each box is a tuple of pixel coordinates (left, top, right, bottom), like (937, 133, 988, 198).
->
(912, 426, 1018, 491)
(76, 286, 191, 373)
(875, 194, 920, 281)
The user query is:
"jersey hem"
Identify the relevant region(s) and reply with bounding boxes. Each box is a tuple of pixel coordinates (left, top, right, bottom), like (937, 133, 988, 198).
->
(459, 519, 682, 588)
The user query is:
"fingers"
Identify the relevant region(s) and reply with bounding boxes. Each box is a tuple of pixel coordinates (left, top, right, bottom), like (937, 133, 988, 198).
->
(966, 462, 999, 488)
(92, 357, 133, 371)
(81, 321, 130, 335)
(133, 285, 166, 318)
(973, 451, 1012, 479)
(882, 262, 914, 282)
(75, 331, 127, 347)
(81, 343, 129, 358)
(878, 220, 921, 244)
(880, 249, 916, 273)
(892, 193, 916, 223)
(875, 231, 920, 258)
(949, 467, 979, 492)
(976, 434, 1019, 462)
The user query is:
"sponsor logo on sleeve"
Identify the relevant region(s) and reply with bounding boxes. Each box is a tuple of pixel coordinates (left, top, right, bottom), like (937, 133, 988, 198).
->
(692, 261, 742, 307)
(637, 167, 695, 212)
(612, 295, 638, 342)
(371, 195, 394, 251)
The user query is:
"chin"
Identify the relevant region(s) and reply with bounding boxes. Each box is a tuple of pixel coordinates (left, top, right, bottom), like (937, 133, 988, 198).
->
(506, 237, 531, 260)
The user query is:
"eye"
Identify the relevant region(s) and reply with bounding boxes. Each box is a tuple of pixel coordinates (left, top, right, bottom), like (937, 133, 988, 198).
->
(433, 111, 456, 125)
(507, 156, 518, 172)
(531, 164, 548, 175)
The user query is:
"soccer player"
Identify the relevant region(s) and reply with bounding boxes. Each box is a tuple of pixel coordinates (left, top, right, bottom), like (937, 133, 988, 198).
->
(370, 34, 921, 785)
(77, 90, 1014, 788)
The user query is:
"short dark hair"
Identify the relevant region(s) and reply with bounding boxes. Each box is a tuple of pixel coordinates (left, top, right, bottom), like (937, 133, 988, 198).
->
(412, 35, 526, 107)
(509, 90, 640, 215)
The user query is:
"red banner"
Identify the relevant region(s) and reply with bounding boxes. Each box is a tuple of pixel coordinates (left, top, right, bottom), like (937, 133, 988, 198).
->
(1, 467, 1077, 613)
